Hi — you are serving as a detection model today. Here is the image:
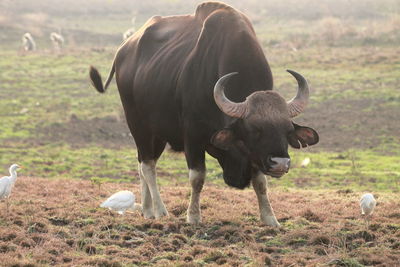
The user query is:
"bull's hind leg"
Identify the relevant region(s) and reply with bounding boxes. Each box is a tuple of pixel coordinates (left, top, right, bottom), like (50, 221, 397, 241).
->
(138, 162, 154, 219)
(140, 160, 168, 218)
(134, 131, 168, 219)
(252, 172, 280, 227)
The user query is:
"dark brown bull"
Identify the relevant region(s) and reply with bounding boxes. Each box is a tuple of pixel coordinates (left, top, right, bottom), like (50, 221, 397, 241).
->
(89, 1, 319, 226)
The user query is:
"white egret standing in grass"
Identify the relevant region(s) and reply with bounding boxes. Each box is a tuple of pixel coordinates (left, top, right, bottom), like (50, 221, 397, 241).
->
(100, 190, 141, 215)
(22, 33, 36, 51)
(0, 164, 21, 215)
(360, 193, 376, 228)
(50, 32, 65, 50)
(300, 157, 311, 167)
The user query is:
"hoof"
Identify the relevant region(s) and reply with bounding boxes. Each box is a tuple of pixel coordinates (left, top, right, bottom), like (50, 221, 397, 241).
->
(261, 216, 281, 227)
(142, 207, 155, 219)
(187, 211, 201, 225)
(154, 204, 169, 219)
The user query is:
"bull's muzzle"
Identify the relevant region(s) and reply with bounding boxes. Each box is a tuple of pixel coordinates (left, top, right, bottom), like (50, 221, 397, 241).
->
(268, 157, 291, 178)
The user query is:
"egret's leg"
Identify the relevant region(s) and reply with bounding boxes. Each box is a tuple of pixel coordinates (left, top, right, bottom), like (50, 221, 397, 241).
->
(252, 172, 280, 227)
(6, 197, 10, 218)
(138, 163, 154, 219)
(187, 169, 205, 224)
(107, 209, 113, 216)
(362, 215, 369, 230)
(140, 160, 168, 218)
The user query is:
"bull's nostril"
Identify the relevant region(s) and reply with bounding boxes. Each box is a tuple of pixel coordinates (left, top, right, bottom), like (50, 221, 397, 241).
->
(267, 156, 276, 165)
(270, 157, 291, 171)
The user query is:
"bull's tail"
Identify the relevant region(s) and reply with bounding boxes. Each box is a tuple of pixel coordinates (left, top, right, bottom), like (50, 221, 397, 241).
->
(89, 60, 115, 93)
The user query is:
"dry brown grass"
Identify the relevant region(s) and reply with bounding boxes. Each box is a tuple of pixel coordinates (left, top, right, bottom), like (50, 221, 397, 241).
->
(0, 177, 398, 266)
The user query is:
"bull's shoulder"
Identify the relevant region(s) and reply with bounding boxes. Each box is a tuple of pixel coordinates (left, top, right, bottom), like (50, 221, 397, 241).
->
(120, 14, 192, 50)
(196, 2, 251, 34)
(117, 14, 195, 64)
(195, 1, 234, 21)
(139, 15, 193, 44)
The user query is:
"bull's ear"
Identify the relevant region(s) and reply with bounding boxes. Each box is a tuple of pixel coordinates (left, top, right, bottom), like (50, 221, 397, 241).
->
(211, 129, 236, 150)
(288, 123, 319, 149)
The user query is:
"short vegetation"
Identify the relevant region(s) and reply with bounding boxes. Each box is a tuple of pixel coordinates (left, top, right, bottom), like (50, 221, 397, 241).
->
(0, 0, 399, 266)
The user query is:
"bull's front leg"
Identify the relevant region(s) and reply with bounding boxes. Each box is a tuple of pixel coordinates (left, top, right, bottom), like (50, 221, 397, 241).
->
(184, 137, 206, 225)
(187, 169, 205, 224)
(252, 171, 280, 227)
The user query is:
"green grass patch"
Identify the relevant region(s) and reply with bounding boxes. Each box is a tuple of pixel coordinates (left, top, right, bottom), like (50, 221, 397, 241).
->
(0, 142, 399, 191)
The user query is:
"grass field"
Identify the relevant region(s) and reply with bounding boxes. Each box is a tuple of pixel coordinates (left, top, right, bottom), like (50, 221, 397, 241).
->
(0, 178, 399, 266)
(0, 0, 399, 266)
(0, 48, 399, 191)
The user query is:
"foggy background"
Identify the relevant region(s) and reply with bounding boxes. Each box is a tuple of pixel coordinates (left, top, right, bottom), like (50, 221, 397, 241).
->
(1, 0, 399, 49)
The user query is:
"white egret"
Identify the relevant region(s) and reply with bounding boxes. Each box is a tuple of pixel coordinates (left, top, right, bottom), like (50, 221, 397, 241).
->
(360, 193, 376, 228)
(0, 164, 22, 215)
(50, 32, 65, 50)
(100, 190, 141, 215)
(300, 157, 311, 167)
(122, 29, 135, 41)
(22, 33, 36, 51)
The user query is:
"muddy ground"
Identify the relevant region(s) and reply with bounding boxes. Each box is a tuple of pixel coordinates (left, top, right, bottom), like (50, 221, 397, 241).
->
(26, 96, 400, 154)
(0, 178, 399, 266)
(296, 98, 400, 153)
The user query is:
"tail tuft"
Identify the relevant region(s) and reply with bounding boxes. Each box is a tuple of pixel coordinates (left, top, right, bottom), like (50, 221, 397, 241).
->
(89, 66, 105, 93)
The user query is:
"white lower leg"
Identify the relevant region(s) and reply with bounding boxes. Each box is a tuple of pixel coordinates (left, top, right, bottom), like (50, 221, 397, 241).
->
(252, 172, 280, 227)
(187, 169, 205, 224)
(138, 163, 154, 219)
(140, 161, 168, 218)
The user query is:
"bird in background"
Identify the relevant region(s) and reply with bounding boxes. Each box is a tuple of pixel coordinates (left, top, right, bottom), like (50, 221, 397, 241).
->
(0, 164, 22, 216)
(300, 157, 311, 168)
(360, 193, 377, 228)
(100, 190, 142, 215)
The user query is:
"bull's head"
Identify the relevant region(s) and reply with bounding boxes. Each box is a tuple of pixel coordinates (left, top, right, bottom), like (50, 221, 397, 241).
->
(211, 70, 319, 180)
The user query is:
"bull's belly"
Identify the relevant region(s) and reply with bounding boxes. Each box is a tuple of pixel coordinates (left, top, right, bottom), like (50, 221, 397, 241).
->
(128, 108, 184, 151)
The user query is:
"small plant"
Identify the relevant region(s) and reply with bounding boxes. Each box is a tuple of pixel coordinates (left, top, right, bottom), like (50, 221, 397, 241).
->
(90, 177, 103, 190)
(348, 150, 360, 175)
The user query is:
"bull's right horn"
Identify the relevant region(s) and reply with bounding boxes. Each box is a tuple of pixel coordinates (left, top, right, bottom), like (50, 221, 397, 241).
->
(286, 70, 310, 118)
(213, 72, 248, 118)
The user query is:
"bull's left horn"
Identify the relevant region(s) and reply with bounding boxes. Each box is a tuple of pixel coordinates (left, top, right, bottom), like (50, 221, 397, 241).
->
(286, 70, 310, 118)
(213, 72, 248, 118)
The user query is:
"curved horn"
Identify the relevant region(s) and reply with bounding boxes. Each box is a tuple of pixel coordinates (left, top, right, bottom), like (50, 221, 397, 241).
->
(213, 72, 248, 118)
(286, 69, 310, 118)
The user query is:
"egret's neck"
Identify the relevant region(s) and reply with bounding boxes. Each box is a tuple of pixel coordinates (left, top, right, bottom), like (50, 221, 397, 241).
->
(9, 168, 18, 183)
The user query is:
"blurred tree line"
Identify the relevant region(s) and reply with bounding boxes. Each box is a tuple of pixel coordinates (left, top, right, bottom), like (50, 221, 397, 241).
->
(1, 0, 398, 20)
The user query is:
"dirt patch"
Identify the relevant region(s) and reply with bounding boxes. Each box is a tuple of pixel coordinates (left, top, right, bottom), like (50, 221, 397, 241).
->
(9, 96, 398, 153)
(34, 114, 134, 148)
(0, 177, 398, 266)
(301, 209, 324, 222)
(44, 99, 400, 153)
(296, 98, 400, 153)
